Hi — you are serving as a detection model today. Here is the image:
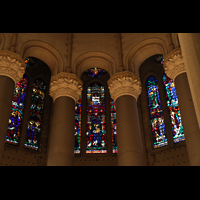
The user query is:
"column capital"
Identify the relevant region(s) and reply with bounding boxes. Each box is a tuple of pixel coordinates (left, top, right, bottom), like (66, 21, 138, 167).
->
(163, 48, 186, 80)
(107, 71, 142, 101)
(0, 50, 26, 84)
(49, 72, 83, 103)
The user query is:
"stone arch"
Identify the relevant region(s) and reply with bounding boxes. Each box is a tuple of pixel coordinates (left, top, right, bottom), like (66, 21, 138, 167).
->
(125, 38, 168, 76)
(73, 51, 117, 78)
(0, 33, 5, 50)
(171, 33, 180, 48)
(20, 40, 64, 76)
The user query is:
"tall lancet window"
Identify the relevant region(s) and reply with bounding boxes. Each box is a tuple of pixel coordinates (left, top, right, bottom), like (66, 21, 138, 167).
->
(163, 73, 185, 143)
(6, 74, 28, 145)
(146, 75, 168, 148)
(86, 82, 107, 153)
(24, 78, 46, 150)
(75, 96, 82, 154)
(110, 97, 117, 153)
(5, 57, 34, 145)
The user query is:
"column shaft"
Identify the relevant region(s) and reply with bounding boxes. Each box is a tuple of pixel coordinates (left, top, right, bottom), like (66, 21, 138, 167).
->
(116, 95, 145, 166)
(47, 96, 75, 166)
(0, 76, 15, 164)
(175, 73, 200, 165)
(178, 33, 200, 129)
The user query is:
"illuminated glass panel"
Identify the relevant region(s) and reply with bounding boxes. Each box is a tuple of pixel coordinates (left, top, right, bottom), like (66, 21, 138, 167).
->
(86, 82, 107, 153)
(146, 75, 168, 148)
(75, 96, 82, 154)
(155, 55, 164, 64)
(163, 73, 185, 143)
(24, 57, 34, 67)
(110, 97, 117, 153)
(6, 74, 28, 145)
(85, 67, 106, 77)
(24, 78, 46, 150)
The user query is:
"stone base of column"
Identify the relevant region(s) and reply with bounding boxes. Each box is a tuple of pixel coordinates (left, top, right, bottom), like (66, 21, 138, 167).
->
(47, 153, 74, 166)
(118, 151, 145, 166)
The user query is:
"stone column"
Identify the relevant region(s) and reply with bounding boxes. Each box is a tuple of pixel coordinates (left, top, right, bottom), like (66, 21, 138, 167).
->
(178, 33, 200, 130)
(0, 50, 26, 164)
(47, 72, 83, 166)
(108, 71, 145, 166)
(164, 48, 200, 165)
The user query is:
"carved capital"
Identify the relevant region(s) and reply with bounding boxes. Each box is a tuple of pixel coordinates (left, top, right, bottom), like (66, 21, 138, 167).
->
(164, 48, 186, 80)
(49, 72, 83, 103)
(107, 71, 142, 101)
(0, 50, 26, 84)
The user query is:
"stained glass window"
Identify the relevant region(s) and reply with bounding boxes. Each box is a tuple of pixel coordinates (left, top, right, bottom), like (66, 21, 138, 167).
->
(155, 55, 164, 64)
(6, 74, 28, 145)
(75, 96, 82, 154)
(146, 75, 168, 148)
(85, 67, 106, 77)
(110, 97, 117, 153)
(86, 82, 107, 153)
(163, 73, 185, 143)
(24, 57, 34, 67)
(24, 78, 46, 150)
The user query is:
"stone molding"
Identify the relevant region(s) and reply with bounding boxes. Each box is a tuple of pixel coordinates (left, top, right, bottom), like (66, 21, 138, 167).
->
(107, 71, 142, 101)
(164, 48, 186, 80)
(0, 50, 26, 84)
(49, 72, 83, 103)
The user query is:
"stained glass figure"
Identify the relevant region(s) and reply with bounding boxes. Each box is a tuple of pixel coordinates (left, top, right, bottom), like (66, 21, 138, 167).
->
(85, 67, 106, 77)
(110, 97, 117, 153)
(146, 75, 168, 148)
(24, 78, 46, 150)
(163, 73, 185, 143)
(86, 82, 107, 153)
(75, 96, 82, 154)
(6, 74, 28, 145)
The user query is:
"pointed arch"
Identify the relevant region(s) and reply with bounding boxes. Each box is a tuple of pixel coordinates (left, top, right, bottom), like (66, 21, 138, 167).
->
(73, 51, 117, 78)
(125, 38, 168, 76)
(21, 40, 64, 76)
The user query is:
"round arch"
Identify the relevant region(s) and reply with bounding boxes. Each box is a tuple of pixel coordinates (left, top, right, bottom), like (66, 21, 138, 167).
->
(125, 38, 168, 76)
(73, 51, 117, 78)
(20, 40, 64, 76)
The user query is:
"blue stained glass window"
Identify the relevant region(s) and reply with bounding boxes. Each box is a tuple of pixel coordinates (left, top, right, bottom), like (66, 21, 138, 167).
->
(86, 82, 107, 153)
(146, 75, 168, 148)
(75, 96, 82, 154)
(24, 78, 46, 150)
(163, 73, 185, 143)
(6, 74, 28, 145)
(110, 97, 117, 153)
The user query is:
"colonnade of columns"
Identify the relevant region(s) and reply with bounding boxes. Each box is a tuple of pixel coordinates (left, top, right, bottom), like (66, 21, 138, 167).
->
(0, 33, 200, 166)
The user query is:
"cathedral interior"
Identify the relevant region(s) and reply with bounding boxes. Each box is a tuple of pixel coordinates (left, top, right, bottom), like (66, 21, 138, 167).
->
(0, 33, 199, 166)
